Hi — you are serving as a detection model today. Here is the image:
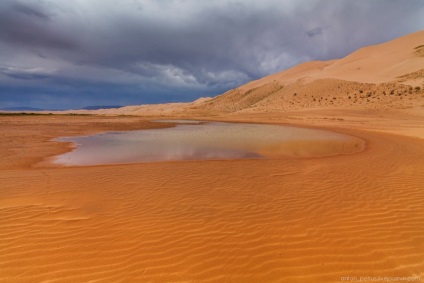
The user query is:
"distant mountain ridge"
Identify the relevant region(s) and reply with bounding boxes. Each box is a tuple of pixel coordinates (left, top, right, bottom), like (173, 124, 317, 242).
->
(1, 105, 123, 111)
(0, 107, 48, 111)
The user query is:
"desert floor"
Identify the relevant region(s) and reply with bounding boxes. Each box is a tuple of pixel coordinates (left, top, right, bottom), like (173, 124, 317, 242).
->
(1, 111, 423, 282)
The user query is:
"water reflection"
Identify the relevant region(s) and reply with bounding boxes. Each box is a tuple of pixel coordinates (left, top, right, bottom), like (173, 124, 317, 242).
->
(54, 121, 363, 166)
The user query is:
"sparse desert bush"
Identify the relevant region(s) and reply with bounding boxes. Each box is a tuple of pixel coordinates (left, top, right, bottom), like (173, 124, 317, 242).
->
(414, 45, 424, 56)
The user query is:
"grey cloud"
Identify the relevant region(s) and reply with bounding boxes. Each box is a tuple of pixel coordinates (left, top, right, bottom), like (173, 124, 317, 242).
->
(12, 2, 50, 20)
(0, 1, 77, 50)
(61, 0, 424, 78)
(0, 66, 52, 80)
(2, 72, 50, 80)
(0, 0, 423, 109)
(306, 27, 323, 37)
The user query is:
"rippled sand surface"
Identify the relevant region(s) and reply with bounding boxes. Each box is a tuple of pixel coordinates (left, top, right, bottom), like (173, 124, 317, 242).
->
(0, 116, 423, 282)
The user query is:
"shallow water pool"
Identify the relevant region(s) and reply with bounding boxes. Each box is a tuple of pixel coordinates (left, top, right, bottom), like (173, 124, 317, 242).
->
(53, 121, 364, 166)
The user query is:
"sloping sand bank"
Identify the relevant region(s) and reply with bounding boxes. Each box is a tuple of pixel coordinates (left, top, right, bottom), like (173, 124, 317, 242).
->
(1, 114, 423, 282)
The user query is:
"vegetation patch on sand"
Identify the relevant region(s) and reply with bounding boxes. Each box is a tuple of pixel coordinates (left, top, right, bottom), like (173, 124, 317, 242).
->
(414, 44, 424, 56)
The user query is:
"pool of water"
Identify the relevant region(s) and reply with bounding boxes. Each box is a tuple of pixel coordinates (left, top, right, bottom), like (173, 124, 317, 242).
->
(53, 121, 364, 166)
(152, 119, 204, 124)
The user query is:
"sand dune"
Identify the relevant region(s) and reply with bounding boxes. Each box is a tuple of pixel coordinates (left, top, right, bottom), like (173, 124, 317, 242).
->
(199, 30, 424, 114)
(235, 30, 424, 88)
(58, 97, 213, 117)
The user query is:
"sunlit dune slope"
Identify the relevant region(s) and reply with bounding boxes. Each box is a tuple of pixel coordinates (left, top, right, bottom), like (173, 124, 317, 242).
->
(199, 30, 424, 113)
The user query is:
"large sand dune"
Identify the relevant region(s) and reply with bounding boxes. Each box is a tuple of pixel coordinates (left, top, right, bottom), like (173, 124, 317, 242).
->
(200, 30, 424, 114)
(239, 29, 424, 87)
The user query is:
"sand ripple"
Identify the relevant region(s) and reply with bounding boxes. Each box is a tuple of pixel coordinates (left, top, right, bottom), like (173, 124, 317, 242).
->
(1, 131, 424, 282)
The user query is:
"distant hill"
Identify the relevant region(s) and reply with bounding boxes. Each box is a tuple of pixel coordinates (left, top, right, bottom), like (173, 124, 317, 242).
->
(81, 105, 122, 110)
(1, 105, 123, 111)
(0, 107, 45, 111)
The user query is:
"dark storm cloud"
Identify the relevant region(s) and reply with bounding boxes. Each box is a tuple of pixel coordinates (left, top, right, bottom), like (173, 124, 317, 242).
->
(12, 2, 50, 20)
(0, 0, 423, 109)
(0, 1, 77, 50)
(1, 71, 50, 81)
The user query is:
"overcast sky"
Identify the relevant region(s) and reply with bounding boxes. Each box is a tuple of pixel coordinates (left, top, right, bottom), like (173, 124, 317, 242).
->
(0, 0, 423, 109)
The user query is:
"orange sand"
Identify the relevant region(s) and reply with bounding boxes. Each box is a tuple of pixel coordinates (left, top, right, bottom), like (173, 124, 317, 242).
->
(1, 113, 424, 282)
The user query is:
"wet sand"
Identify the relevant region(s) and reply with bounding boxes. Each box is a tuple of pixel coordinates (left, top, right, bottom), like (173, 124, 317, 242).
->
(1, 113, 424, 282)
